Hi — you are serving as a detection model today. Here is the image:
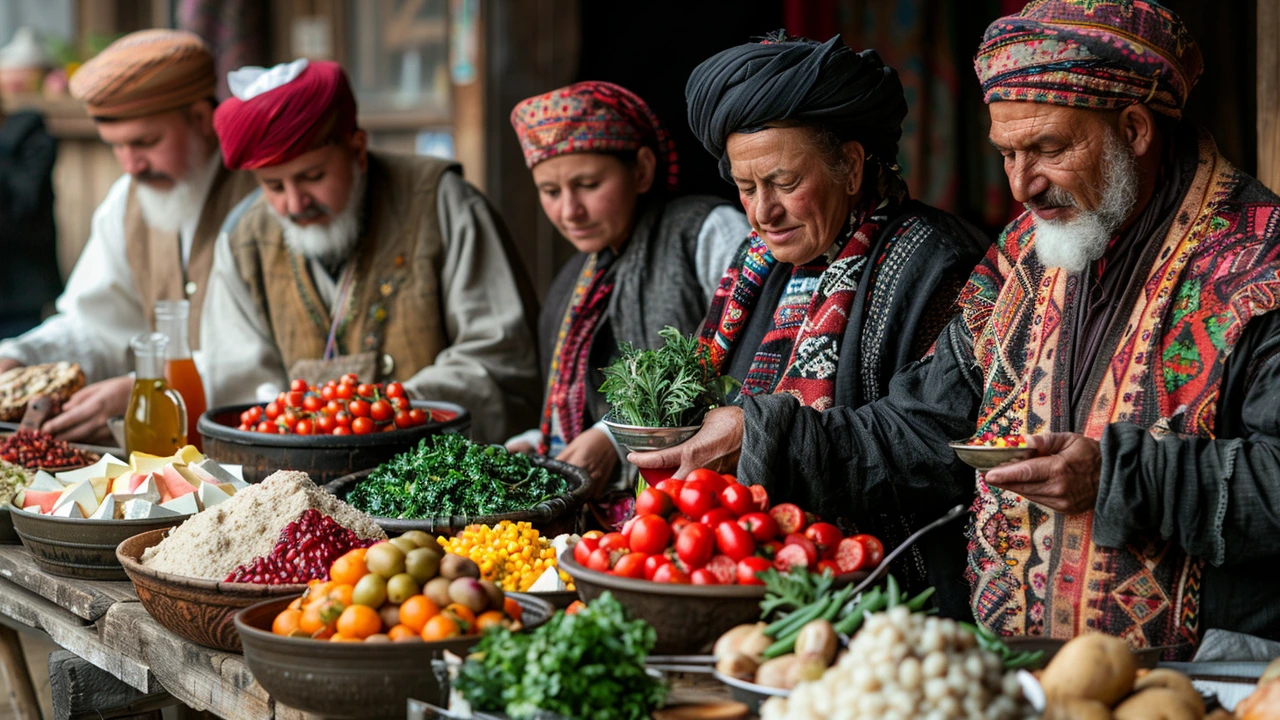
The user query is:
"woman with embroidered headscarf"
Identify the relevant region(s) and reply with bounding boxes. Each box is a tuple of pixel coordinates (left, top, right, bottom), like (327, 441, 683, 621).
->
(505, 81, 750, 524)
(630, 34, 988, 612)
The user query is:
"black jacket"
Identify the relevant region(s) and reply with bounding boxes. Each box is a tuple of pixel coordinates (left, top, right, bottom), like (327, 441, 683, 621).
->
(0, 111, 59, 318)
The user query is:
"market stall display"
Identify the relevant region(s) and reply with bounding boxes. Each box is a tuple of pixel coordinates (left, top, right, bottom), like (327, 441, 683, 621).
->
(436, 520, 576, 605)
(325, 434, 591, 534)
(1038, 634, 1210, 719)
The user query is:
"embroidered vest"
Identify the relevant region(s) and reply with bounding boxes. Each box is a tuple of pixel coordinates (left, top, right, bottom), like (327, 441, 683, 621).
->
(959, 131, 1280, 650)
(123, 164, 258, 350)
(227, 152, 454, 382)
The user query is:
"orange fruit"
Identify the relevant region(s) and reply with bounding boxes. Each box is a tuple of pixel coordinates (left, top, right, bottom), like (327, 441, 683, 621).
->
(398, 595, 440, 633)
(421, 614, 460, 642)
(299, 605, 326, 635)
(272, 609, 303, 636)
(503, 596, 523, 622)
(329, 584, 354, 607)
(387, 624, 418, 641)
(336, 604, 382, 639)
(330, 552, 368, 586)
(329, 633, 361, 642)
(444, 603, 476, 627)
(475, 610, 507, 632)
(287, 597, 303, 611)
(312, 627, 334, 640)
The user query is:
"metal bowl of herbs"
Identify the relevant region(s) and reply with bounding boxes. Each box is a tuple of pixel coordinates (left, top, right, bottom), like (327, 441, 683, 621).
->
(324, 434, 592, 536)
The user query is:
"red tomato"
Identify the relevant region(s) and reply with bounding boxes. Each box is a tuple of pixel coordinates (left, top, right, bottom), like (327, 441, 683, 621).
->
(833, 537, 868, 573)
(246, 405, 263, 422)
(287, 391, 305, 408)
(393, 411, 412, 429)
(705, 554, 738, 585)
(290, 379, 309, 393)
(643, 554, 671, 580)
(294, 419, 314, 435)
(335, 383, 354, 400)
(332, 426, 351, 435)
(391, 396, 409, 411)
(255, 421, 274, 433)
(719, 484, 756, 517)
(333, 411, 353, 428)
(816, 559, 839, 576)
(773, 543, 812, 573)
(749, 485, 770, 512)
(354, 383, 374, 399)
(654, 478, 685, 498)
(239, 410, 255, 426)
(573, 536, 601, 566)
(408, 408, 428, 425)
(598, 532, 629, 554)
(370, 400, 394, 423)
(299, 395, 318, 413)
(685, 468, 727, 495)
(783, 534, 819, 565)
(324, 400, 342, 416)
(676, 480, 718, 519)
(738, 512, 780, 542)
(348, 400, 371, 418)
(237, 423, 250, 432)
(635, 488, 675, 518)
(320, 385, 335, 401)
(316, 415, 336, 434)
(769, 503, 807, 535)
(651, 564, 690, 584)
(669, 515, 693, 536)
(675, 523, 714, 569)
(715, 521, 757, 561)
(351, 417, 375, 435)
(850, 534, 885, 567)
(611, 552, 648, 579)
(721, 474, 739, 485)
(699, 508, 736, 529)
(628, 515, 671, 556)
(757, 540, 782, 559)
(385, 382, 406, 399)
(690, 568, 719, 585)
(620, 515, 640, 541)
(736, 556, 773, 585)
(340, 373, 360, 385)
(804, 522, 843, 558)
(587, 547, 616, 573)
(282, 410, 299, 427)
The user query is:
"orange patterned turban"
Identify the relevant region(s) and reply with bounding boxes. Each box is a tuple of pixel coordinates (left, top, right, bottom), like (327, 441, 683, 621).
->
(70, 29, 215, 120)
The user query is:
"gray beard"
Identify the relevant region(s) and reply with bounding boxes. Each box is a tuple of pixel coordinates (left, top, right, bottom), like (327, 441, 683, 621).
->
(1030, 131, 1139, 273)
(270, 165, 366, 267)
(135, 146, 222, 233)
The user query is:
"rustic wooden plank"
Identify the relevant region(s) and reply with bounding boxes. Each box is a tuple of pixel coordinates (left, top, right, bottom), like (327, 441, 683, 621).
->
(47, 649, 174, 720)
(0, 624, 41, 720)
(1260, 0, 1280, 193)
(98, 604, 311, 720)
(0, 546, 138, 622)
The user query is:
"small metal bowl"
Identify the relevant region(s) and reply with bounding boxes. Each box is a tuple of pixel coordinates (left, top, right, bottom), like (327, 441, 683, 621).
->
(949, 442, 1035, 472)
(713, 671, 789, 713)
(601, 415, 700, 453)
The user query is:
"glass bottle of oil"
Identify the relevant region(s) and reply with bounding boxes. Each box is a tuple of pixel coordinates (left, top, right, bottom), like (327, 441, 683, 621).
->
(125, 332, 188, 457)
(155, 301, 206, 451)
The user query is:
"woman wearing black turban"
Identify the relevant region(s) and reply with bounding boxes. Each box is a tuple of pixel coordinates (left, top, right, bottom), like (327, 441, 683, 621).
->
(631, 34, 988, 616)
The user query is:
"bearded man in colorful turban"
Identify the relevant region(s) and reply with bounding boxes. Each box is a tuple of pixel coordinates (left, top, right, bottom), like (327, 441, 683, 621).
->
(202, 60, 540, 443)
(0, 29, 258, 443)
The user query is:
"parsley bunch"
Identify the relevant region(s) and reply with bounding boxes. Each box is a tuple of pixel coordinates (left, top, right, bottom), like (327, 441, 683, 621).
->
(456, 592, 666, 720)
(599, 326, 737, 428)
(345, 434, 568, 518)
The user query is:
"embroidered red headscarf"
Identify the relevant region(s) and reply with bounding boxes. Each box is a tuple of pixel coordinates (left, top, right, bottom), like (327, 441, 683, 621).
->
(214, 60, 358, 170)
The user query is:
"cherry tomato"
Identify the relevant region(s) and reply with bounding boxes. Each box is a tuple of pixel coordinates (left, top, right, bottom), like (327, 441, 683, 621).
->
(715, 521, 756, 561)
(356, 383, 376, 399)
(331, 426, 351, 436)
(256, 421, 274, 433)
(302, 395, 322, 413)
(287, 391, 305, 408)
(611, 552, 648, 579)
(635, 488, 675, 518)
(390, 396, 409, 411)
(699, 508, 736, 529)
(290, 379, 309, 393)
(749, 484, 770, 512)
(669, 514, 693, 537)
(370, 400, 394, 423)
(685, 468, 727, 495)
(816, 559, 839, 576)
(351, 417, 375, 435)
(738, 512, 780, 542)
(408, 408, 428, 425)
(654, 478, 685, 499)
(239, 410, 255, 426)
(849, 534, 885, 567)
(804, 522, 844, 559)
(335, 383, 354, 400)
(643, 554, 671, 580)
(719, 484, 756, 517)
(587, 547, 616, 573)
(628, 515, 672, 556)
(236, 423, 250, 431)
(784, 534, 819, 565)
(834, 537, 868, 574)
(394, 410, 414, 429)
(736, 556, 772, 585)
(676, 480, 718, 519)
(325, 400, 343, 416)
(574, 537, 600, 566)
(264, 401, 281, 420)
(333, 411, 353, 428)
(598, 532, 629, 554)
(348, 400, 371, 418)
(316, 414, 336, 434)
(773, 543, 812, 573)
(341, 373, 359, 385)
(245, 405, 263, 422)
(690, 568, 719, 585)
(295, 419, 314, 435)
(705, 555, 738, 585)
(282, 410, 299, 427)
(385, 382, 406, 399)
(769, 503, 807, 535)
(320, 385, 335, 401)
(651, 563, 690, 584)
(675, 523, 714, 569)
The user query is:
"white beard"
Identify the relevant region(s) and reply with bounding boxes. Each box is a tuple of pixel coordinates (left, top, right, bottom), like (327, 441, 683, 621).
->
(135, 143, 222, 233)
(1031, 131, 1139, 273)
(270, 163, 366, 267)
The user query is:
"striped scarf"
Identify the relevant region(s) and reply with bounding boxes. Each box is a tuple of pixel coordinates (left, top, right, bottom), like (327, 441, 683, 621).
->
(539, 255, 613, 455)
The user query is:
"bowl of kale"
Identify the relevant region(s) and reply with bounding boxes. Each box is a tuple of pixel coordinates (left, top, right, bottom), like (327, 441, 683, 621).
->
(323, 434, 591, 535)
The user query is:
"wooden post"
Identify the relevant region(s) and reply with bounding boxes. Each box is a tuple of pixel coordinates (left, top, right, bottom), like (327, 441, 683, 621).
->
(1259, 0, 1280, 192)
(0, 625, 42, 720)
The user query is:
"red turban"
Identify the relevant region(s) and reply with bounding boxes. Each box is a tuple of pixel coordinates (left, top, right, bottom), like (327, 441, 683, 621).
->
(214, 60, 358, 170)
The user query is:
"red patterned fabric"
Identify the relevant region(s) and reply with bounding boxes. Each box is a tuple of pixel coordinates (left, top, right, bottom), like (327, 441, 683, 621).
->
(214, 61, 358, 170)
(538, 258, 614, 455)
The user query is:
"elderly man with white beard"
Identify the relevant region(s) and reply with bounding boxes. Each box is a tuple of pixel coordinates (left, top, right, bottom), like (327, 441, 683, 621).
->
(201, 60, 541, 444)
(0, 30, 257, 442)
(638, 0, 1280, 651)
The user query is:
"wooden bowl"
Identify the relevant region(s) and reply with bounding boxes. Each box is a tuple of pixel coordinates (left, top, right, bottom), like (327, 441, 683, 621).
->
(235, 592, 555, 719)
(10, 504, 185, 580)
(117, 528, 306, 652)
(323, 454, 592, 536)
(559, 542, 867, 655)
(197, 400, 470, 485)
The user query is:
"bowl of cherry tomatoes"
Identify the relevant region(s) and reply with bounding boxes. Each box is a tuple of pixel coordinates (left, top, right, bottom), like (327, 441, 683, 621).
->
(557, 469, 883, 654)
(198, 374, 470, 484)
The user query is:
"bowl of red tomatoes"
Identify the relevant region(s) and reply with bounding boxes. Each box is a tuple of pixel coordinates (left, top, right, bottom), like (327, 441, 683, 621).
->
(557, 469, 883, 654)
(198, 375, 470, 484)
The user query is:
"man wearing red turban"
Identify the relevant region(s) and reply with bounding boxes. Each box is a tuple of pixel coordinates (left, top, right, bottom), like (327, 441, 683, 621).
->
(202, 60, 540, 443)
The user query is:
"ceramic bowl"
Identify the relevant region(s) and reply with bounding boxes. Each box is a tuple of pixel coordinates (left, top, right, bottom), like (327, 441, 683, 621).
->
(235, 592, 554, 719)
(948, 442, 1035, 472)
(10, 505, 184, 580)
(601, 415, 700, 453)
(116, 528, 306, 652)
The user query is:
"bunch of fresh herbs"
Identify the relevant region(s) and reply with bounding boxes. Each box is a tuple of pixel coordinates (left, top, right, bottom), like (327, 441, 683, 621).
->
(345, 434, 568, 519)
(599, 325, 737, 428)
(455, 592, 666, 720)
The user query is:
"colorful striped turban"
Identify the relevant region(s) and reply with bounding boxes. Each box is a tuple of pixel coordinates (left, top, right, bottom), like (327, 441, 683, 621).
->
(214, 60, 358, 170)
(510, 81, 679, 192)
(974, 0, 1203, 119)
(69, 30, 215, 120)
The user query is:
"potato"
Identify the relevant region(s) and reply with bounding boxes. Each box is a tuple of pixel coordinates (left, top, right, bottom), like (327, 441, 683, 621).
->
(794, 619, 838, 666)
(1042, 698, 1113, 720)
(1112, 688, 1201, 720)
(755, 655, 802, 690)
(1040, 633, 1137, 706)
(785, 652, 829, 687)
(737, 625, 774, 663)
(715, 651, 759, 681)
(1133, 669, 1204, 715)
(715, 623, 765, 660)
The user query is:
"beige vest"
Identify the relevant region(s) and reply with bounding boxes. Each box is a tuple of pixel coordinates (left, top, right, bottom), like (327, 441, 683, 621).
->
(124, 164, 259, 350)
(227, 152, 455, 382)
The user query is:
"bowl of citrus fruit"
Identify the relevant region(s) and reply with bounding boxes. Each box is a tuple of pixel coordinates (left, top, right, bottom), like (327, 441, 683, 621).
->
(234, 532, 554, 718)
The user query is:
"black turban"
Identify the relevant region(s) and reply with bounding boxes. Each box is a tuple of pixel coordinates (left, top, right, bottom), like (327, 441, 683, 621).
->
(686, 35, 907, 182)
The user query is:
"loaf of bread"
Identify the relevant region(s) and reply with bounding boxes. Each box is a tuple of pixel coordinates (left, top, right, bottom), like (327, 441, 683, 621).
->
(0, 362, 85, 422)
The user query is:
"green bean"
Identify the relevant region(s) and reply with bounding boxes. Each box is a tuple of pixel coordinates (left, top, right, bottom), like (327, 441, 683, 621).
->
(885, 574, 900, 609)
(764, 597, 831, 639)
(819, 585, 856, 622)
(834, 587, 888, 636)
(905, 587, 936, 611)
